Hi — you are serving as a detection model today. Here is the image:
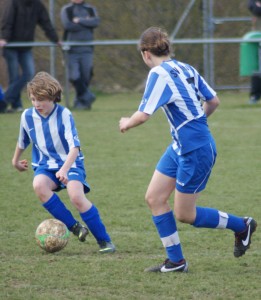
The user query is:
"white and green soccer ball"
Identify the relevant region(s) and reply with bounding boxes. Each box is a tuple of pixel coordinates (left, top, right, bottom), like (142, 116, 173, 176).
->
(35, 219, 70, 253)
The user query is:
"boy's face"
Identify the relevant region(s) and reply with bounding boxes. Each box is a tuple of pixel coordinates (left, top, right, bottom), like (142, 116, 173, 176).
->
(30, 94, 55, 117)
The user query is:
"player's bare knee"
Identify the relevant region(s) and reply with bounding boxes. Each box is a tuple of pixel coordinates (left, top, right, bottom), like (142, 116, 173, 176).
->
(145, 192, 164, 210)
(69, 194, 85, 210)
(33, 181, 46, 196)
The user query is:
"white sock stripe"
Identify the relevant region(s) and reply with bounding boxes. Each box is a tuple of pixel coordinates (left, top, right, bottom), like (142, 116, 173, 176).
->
(216, 211, 228, 229)
(161, 232, 180, 248)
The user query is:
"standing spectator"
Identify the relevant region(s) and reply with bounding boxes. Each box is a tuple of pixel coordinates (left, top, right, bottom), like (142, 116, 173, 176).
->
(61, 0, 100, 110)
(0, 0, 59, 113)
(248, 0, 261, 29)
(248, 0, 261, 104)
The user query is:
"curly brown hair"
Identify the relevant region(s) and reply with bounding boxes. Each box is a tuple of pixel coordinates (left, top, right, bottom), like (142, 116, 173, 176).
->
(27, 71, 62, 102)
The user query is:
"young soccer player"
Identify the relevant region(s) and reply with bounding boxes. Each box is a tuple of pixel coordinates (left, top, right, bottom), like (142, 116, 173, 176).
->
(119, 27, 257, 272)
(12, 71, 115, 253)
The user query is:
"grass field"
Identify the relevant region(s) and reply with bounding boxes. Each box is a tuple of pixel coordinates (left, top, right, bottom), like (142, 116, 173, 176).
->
(0, 91, 260, 300)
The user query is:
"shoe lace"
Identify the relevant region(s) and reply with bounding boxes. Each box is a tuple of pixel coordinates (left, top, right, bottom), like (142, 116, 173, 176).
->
(234, 228, 247, 246)
(234, 234, 241, 246)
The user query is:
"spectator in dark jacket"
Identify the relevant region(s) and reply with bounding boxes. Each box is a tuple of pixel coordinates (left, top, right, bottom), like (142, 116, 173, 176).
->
(61, 0, 100, 110)
(0, 0, 59, 112)
(248, 0, 261, 104)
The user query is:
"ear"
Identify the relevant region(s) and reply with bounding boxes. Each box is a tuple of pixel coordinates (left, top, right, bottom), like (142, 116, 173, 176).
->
(143, 50, 151, 60)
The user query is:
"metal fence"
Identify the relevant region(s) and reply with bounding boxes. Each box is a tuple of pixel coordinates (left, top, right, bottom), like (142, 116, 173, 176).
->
(0, 0, 257, 107)
(3, 35, 260, 106)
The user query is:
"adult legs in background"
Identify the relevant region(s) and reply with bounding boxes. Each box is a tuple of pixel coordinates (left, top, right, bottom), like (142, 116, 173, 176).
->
(249, 72, 261, 104)
(68, 51, 95, 110)
(3, 48, 35, 110)
(79, 51, 95, 104)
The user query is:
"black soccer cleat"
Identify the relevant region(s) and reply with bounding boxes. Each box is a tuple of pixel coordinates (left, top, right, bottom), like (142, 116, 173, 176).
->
(234, 217, 257, 258)
(71, 222, 89, 242)
(144, 259, 188, 273)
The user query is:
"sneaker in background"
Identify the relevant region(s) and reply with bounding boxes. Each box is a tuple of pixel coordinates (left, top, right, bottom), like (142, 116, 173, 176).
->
(249, 96, 260, 104)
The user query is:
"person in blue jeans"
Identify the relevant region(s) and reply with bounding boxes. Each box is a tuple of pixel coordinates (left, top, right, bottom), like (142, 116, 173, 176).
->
(0, 0, 59, 112)
(2, 49, 35, 112)
(0, 85, 6, 113)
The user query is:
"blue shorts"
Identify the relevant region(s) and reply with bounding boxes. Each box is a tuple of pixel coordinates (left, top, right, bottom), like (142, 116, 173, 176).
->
(156, 141, 217, 194)
(34, 166, 90, 193)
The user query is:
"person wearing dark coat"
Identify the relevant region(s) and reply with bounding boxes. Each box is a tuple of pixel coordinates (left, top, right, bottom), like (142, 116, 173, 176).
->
(246, 0, 261, 104)
(0, 0, 59, 112)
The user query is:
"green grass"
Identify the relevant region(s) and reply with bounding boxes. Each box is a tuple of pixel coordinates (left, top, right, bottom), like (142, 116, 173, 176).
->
(0, 91, 260, 300)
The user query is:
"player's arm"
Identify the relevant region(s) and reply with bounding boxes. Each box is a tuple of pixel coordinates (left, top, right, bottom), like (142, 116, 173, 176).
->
(203, 95, 220, 117)
(119, 111, 150, 133)
(12, 143, 28, 172)
(56, 146, 80, 184)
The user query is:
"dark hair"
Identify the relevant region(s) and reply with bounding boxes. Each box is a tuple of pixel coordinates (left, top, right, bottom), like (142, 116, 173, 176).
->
(248, 0, 261, 17)
(138, 27, 171, 57)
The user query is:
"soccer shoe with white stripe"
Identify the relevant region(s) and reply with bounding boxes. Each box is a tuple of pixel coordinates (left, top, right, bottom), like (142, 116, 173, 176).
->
(144, 259, 188, 273)
(234, 217, 257, 258)
(71, 222, 89, 242)
(99, 241, 116, 254)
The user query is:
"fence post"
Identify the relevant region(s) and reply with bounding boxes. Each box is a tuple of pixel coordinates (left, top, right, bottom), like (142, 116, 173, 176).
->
(49, 0, 56, 77)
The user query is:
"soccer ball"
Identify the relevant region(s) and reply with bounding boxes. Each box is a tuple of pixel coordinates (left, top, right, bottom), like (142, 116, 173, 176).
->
(35, 219, 70, 253)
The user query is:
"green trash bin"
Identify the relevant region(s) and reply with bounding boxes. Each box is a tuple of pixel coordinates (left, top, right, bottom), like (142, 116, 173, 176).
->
(240, 31, 261, 76)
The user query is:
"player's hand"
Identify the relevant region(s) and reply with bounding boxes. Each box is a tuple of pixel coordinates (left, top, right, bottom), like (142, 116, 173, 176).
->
(56, 170, 68, 185)
(119, 117, 130, 133)
(12, 159, 28, 172)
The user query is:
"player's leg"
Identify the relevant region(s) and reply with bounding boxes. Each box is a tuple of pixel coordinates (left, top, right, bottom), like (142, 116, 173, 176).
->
(174, 190, 257, 257)
(144, 170, 187, 273)
(174, 141, 257, 258)
(33, 172, 85, 241)
(67, 179, 115, 253)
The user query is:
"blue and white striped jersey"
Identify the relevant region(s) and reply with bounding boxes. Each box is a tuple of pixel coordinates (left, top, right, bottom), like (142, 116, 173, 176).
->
(139, 59, 217, 155)
(18, 104, 85, 170)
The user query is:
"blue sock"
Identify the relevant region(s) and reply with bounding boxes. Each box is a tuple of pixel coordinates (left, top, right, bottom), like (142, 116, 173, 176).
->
(80, 205, 111, 243)
(152, 211, 184, 263)
(42, 193, 77, 229)
(193, 206, 246, 232)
